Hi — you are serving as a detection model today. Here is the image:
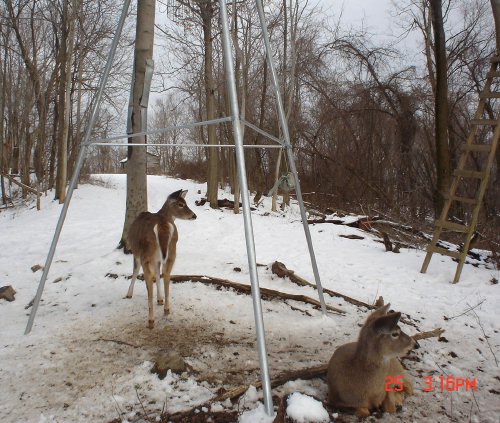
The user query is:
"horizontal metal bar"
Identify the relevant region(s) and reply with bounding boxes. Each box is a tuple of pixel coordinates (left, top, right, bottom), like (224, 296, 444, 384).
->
(86, 116, 233, 145)
(89, 142, 284, 148)
(241, 118, 283, 145)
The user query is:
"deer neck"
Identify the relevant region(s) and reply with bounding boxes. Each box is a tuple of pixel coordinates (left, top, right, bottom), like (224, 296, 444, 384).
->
(157, 204, 176, 223)
(354, 339, 381, 369)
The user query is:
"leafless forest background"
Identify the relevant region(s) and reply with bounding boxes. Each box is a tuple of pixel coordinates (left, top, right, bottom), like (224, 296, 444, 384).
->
(1, 0, 499, 249)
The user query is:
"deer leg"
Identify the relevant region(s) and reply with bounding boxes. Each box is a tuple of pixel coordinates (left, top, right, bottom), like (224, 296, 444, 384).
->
(155, 260, 164, 305)
(354, 407, 370, 418)
(382, 391, 397, 414)
(144, 263, 155, 329)
(402, 374, 414, 396)
(162, 242, 176, 316)
(126, 256, 140, 299)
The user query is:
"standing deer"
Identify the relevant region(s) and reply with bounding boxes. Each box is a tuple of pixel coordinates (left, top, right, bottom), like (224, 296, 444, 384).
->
(126, 189, 197, 328)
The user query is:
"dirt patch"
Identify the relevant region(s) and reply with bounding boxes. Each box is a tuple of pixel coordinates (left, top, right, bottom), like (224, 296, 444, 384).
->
(73, 290, 336, 389)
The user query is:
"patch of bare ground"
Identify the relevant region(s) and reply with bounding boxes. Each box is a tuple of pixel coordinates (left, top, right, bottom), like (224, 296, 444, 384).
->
(39, 279, 337, 415)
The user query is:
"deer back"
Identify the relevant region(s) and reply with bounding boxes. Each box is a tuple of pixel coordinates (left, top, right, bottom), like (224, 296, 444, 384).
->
(128, 212, 163, 263)
(128, 189, 196, 263)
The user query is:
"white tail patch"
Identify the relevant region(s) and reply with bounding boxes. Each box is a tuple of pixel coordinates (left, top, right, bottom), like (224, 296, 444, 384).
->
(153, 224, 166, 263)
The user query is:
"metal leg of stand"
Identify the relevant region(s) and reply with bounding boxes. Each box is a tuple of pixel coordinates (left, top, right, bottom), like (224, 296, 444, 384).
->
(219, 0, 274, 416)
(255, 0, 327, 314)
(24, 0, 132, 335)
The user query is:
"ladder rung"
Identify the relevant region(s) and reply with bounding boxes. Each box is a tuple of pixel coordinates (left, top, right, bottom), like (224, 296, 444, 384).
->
(454, 169, 487, 179)
(447, 195, 478, 205)
(470, 119, 498, 126)
(461, 143, 492, 152)
(427, 246, 462, 259)
(435, 220, 468, 232)
(480, 92, 500, 99)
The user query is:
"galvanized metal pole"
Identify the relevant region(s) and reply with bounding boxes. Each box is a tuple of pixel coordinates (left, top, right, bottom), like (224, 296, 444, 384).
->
(219, 0, 274, 415)
(255, 0, 327, 315)
(25, 0, 132, 335)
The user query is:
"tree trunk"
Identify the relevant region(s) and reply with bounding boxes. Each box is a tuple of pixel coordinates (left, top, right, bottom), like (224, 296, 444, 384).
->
(491, 0, 500, 177)
(201, 1, 219, 209)
(55, 0, 69, 202)
(271, 149, 282, 212)
(492, 0, 500, 53)
(0, 39, 7, 205)
(253, 59, 268, 198)
(70, 9, 85, 182)
(429, 0, 451, 215)
(6, 0, 52, 187)
(120, 0, 156, 250)
(55, 0, 77, 203)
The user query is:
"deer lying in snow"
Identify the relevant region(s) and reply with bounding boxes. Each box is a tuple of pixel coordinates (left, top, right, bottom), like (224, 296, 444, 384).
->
(126, 189, 197, 329)
(327, 303, 418, 417)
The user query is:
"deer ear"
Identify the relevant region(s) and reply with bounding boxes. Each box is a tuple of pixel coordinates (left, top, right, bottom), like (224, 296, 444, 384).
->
(180, 190, 188, 199)
(168, 189, 183, 200)
(373, 312, 401, 334)
(365, 303, 391, 323)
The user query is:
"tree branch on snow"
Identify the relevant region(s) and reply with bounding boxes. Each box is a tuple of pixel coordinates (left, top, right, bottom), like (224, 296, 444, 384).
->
(270, 261, 421, 329)
(213, 364, 329, 403)
(170, 275, 344, 315)
(412, 328, 445, 341)
(271, 261, 373, 310)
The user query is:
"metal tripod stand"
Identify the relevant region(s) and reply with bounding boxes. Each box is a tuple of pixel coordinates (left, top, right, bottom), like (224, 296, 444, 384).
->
(25, 0, 328, 416)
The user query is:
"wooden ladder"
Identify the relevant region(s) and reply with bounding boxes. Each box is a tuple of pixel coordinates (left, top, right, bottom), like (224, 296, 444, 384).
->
(421, 55, 500, 283)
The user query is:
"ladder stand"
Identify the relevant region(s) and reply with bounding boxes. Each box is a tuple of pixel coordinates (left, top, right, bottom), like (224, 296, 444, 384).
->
(421, 55, 500, 283)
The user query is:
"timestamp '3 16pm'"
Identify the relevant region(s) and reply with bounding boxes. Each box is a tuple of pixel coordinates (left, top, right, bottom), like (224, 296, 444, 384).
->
(422, 376, 477, 392)
(385, 375, 477, 392)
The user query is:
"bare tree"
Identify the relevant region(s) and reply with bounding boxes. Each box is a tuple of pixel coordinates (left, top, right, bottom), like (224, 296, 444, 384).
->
(198, 0, 219, 208)
(492, 0, 500, 51)
(55, 0, 77, 203)
(5, 0, 58, 188)
(429, 0, 452, 215)
(120, 0, 156, 250)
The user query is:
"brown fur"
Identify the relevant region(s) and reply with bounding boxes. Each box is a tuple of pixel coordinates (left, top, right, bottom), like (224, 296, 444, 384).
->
(126, 189, 196, 329)
(327, 303, 416, 417)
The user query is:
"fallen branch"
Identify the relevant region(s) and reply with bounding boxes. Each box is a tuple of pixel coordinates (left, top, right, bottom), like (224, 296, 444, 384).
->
(213, 364, 329, 403)
(307, 217, 348, 225)
(159, 365, 328, 423)
(369, 219, 430, 239)
(271, 261, 372, 309)
(444, 299, 486, 320)
(195, 197, 256, 211)
(270, 261, 419, 329)
(2, 173, 41, 210)
(95, 338, 141, 349)
(170, 275, 344, 315)
(307, 216, 377, 231)
(339, 234, 364, 240)
(164, 409, 239, 423)
(412, 328, 445, 341)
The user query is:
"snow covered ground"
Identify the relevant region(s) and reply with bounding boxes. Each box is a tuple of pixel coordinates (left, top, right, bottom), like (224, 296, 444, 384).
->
(0, 174, 498, 422)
